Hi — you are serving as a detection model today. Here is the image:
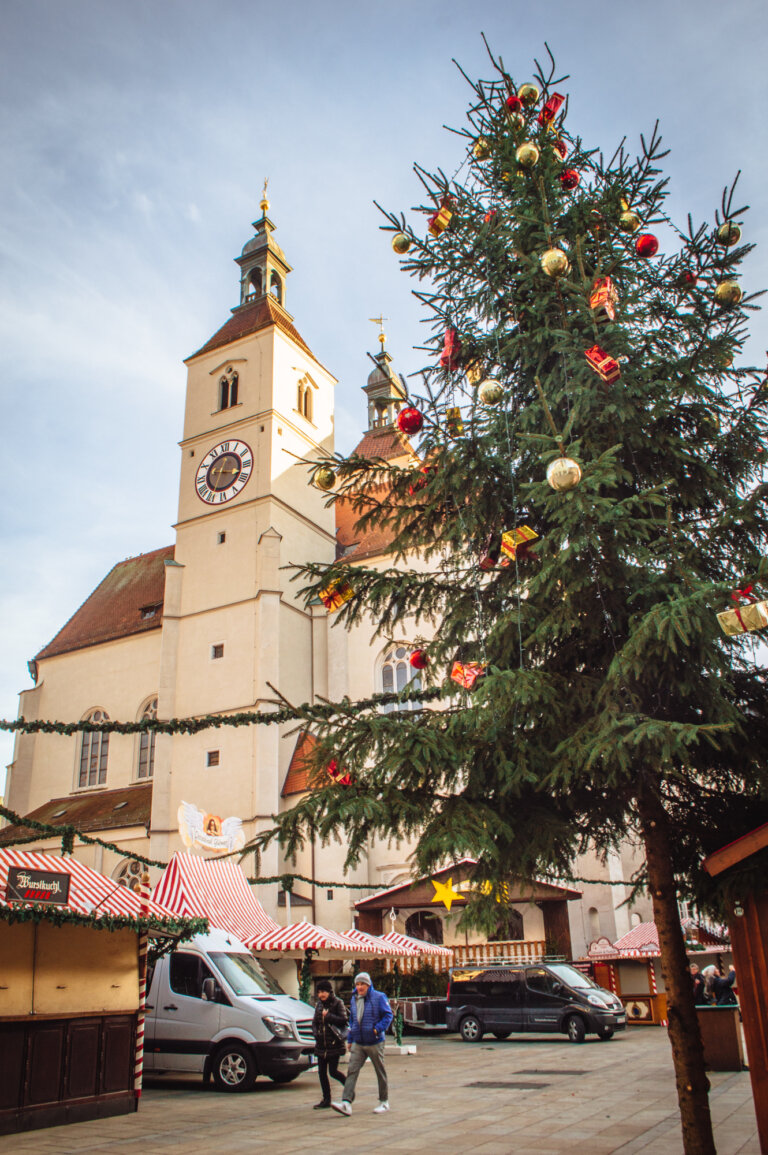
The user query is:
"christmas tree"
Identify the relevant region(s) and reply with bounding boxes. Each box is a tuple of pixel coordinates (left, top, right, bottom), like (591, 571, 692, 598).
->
(255, 44, 768, 1155)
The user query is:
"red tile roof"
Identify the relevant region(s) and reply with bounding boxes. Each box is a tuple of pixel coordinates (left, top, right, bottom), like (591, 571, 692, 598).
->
(281, 731, 317, 797)
(334, 425, 417, 562)
(35, 546, 174, 661)
(189, 296, 314, 361)
(350, 426, 415, 463)
(0, 783, 152, 844)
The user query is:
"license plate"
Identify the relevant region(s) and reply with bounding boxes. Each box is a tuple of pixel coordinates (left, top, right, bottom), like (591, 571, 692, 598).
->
(616, 1015, 626, 1024)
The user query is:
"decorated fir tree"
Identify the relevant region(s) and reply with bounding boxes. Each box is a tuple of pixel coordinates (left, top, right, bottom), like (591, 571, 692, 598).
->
(255, 44, 768, 1155)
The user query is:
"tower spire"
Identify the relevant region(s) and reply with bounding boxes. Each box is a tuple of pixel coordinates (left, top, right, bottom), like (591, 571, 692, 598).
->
(234, 182, 292, 313)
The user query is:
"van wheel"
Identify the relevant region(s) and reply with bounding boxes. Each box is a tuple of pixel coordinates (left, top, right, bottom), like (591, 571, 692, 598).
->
(596, 1027, 614, 1041)
(459, 1015, 484, 1043)
(492, 1031, 511, 1040)
(212, 1043, 257, 1091)
(565, 1015, 586, 1044)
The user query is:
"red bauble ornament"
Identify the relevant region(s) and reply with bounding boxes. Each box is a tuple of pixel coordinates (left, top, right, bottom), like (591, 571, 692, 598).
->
(483, 208, 499, 225)
(679, 270, 698, 288)
(440, 327, 462, 371)
(409, 649, 429, 670)
(505, 94, 523, 113)
(552, 138, 568, 160)
(397, 406, 424, 435)
(635, 233, 659, 258)
(560, 168, 580, 191)
(327, 759, 353, 786)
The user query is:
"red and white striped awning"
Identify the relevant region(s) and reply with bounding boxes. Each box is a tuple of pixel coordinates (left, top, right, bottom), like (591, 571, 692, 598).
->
(380, 930, 454, 957)
(153, 852, 280, 943)
(0, 848, 183, 933)
(250, 920, 380, 957)
(344, 927, 418, 957)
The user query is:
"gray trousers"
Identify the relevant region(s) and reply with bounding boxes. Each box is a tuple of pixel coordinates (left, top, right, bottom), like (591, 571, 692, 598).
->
(342, 1042, 388, 1103)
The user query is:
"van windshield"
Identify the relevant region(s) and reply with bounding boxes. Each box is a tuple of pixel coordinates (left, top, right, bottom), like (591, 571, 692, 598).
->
(209, 952, 285, 996)
(548, 964, 598, 990)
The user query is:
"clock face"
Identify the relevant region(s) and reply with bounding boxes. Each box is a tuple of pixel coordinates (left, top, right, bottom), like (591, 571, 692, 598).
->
(195, 440, 253, 504)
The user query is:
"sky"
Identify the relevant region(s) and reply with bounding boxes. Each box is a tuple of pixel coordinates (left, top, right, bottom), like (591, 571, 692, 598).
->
(2, 0, 767, 791)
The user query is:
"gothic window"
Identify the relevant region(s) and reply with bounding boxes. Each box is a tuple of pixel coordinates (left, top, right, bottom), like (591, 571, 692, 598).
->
(137, 697, 157, 779)
(405, 911, 444, 945)
(78, 710, 109, 788)
(297, 382, 305, 414)
(218, 371, 239, 411)
(380, 645, 421, 713)
(302, 386, 313, 422)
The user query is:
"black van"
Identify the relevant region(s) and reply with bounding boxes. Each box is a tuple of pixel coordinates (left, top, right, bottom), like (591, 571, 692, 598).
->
(446, 962, 626, 1043)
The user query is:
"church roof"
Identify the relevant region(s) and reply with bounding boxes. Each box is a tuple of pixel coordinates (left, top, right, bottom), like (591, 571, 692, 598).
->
(281, 731, 317, 797)
(35, 546, 173, 662)
(350, 425, 415, 463)
(188, 295, 314, 362)
(0, 782, 153, 844)
(335, 424, 417, 562)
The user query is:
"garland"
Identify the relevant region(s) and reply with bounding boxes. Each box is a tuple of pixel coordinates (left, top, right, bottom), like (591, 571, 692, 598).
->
(0, 685, 447, 736)
(0, 902, 208, 938)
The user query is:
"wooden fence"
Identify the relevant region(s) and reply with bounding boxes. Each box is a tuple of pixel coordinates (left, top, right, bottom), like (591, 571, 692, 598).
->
(386, 939, 548, 973)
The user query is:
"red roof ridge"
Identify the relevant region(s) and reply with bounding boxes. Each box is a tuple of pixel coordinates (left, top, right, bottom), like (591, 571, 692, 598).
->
(0, 782, 153, 843)
(188, 295, 316, 363)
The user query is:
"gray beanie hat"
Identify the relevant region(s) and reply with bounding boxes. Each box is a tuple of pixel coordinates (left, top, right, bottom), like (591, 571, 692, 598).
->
(354, 971, 372, 986)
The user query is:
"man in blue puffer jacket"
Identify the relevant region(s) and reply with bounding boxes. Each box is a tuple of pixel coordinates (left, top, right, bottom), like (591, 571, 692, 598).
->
(331, 972, 393, 1116)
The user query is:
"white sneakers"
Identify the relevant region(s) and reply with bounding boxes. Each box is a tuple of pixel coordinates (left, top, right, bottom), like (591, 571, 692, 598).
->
(331, 1099, 390, 1116)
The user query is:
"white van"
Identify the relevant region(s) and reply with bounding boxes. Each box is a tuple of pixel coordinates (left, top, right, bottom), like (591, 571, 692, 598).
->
(144, 928, 316, 1091)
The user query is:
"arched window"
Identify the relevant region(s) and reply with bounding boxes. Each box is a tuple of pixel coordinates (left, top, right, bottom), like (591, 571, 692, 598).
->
(269, 271, 282, 304)
(112, 858, 143, 894)
(489, 908, 525, 942)
(219, 371, 239, 411)
(302, 387, 313, 422)
(381, 646, 421, 713)
(249, 268, 263, 297)
(78, 710, 109, 788)
(137, 697, 157, 779)
(297, 382, 305, 414)
(588, 906, 601, 940)
(405, 911, 444, 944)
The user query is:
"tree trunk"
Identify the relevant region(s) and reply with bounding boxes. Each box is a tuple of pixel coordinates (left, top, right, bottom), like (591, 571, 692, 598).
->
(637, 787, 716, 1155)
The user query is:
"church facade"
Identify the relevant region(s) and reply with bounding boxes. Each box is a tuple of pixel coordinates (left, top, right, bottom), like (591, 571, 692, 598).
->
(3, 203, 651, 957)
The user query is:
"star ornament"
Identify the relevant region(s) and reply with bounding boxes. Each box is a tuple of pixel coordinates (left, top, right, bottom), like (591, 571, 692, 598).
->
(430, 876, 466, 911)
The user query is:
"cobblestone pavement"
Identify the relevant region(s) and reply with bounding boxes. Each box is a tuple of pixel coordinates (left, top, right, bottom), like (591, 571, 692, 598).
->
(1, 1028, 760, 1154)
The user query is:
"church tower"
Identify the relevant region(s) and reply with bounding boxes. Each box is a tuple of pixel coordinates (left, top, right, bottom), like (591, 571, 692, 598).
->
(151, 192, 337, 900)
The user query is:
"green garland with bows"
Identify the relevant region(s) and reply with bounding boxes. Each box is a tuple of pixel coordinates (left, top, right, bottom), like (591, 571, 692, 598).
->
(0, 901, 208, 938)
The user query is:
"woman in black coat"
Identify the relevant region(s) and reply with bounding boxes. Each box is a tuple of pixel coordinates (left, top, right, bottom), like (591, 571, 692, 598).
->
(311, 980, 348, 1108)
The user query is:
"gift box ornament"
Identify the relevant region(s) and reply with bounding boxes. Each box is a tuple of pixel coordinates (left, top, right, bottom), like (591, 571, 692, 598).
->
(319, 577, 354, 612)
(446, 406, 464, 435)
(428, 197, 454, 237)
(500, 524, 539, 562)
(327, 759, 353, 786)
(538, 92, 565, 129)
(450, 660, 487, 690)
(440, 327, 462, 371)
(590, 277, 618, 323)
(479, 532, 502, 571)
(585, 343, 621, 384)
(717, 586, 768, 636)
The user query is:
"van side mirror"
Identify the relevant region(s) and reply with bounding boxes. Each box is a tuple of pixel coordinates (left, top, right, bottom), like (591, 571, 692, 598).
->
(202, 977, 217, 1001)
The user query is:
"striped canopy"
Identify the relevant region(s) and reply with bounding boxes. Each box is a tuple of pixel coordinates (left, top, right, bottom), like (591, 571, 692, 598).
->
(380, 930, 454, 957)
(153, 851, 280, 943)
(250, 919, 380, 958)
(0, 848, 184, 933)
(344, 927, 418, 957)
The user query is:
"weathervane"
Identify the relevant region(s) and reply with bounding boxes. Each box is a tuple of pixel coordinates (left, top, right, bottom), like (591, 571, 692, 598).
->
(260, 177, 270, 215)
(369, 315, 389, 349)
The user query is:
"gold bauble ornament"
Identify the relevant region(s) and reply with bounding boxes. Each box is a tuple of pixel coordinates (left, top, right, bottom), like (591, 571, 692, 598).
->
(507, 111, 525, 131)
(619, 210, 641, 233)
(546, 456, 582, 492)
(540, 247, 570, 278)
(517, 83, 540, 106)
(714, 280, 743, 308)
(314, 466, 337, 492)
(515, 142, 540, 169)
(473, 136, 491, 160)
(478, 378, 503, 405)
(391, 232, 411, 255)
(716, 222, 742, 246)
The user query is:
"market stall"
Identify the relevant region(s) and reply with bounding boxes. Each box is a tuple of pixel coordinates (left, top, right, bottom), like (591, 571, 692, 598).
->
(0, 848, 202, 1136)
